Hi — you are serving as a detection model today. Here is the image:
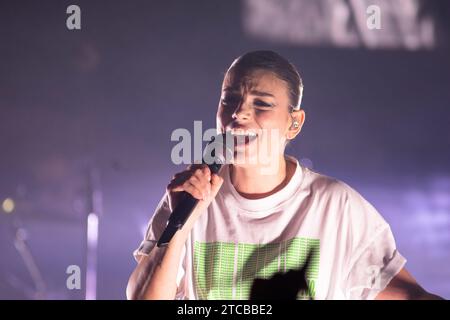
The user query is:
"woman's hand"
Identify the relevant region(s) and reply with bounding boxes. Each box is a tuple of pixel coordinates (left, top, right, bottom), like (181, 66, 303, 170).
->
(166, 164, 224, 229)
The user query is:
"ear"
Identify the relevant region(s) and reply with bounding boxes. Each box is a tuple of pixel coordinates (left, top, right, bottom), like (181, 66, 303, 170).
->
(287, 109, 305, 140)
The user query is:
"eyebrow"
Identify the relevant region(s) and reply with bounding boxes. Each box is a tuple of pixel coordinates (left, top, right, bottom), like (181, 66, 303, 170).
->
(223, 87, 275, 98)
(249, 90, 275, 98)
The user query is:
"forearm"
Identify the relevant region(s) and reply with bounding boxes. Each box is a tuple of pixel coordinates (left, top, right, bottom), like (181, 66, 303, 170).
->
(375, 268, 445, 300)
(416, 291, 444, 300)
(126, 229, 188, 300)
(127, 176, 220, 300)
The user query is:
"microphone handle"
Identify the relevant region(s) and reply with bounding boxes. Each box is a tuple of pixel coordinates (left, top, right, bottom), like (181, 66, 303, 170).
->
(157, 161, 222, 247)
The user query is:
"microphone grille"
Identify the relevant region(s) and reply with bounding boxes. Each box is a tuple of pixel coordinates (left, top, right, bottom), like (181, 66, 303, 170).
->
(203, 133, 234, 166)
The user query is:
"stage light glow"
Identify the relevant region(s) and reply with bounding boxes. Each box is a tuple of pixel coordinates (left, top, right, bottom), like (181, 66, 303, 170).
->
(87, 213, 99, 247)
(242, 0, 436, 50)
(2, 198, 15, 213)
(86, 212, 99, 300)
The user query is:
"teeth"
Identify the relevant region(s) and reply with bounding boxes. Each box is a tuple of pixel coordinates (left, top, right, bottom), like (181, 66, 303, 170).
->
(227, 130, 258, 137)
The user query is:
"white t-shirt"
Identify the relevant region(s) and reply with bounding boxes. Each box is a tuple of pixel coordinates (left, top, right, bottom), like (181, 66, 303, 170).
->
(134, 155, 406, 300)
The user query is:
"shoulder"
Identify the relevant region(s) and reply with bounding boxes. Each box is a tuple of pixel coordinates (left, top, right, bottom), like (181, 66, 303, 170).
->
(302, 167, 388, 228)
(302, 167, 356, 202)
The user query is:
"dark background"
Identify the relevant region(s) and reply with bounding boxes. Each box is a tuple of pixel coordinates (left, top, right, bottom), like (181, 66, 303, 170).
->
(0, 0, 449, 299)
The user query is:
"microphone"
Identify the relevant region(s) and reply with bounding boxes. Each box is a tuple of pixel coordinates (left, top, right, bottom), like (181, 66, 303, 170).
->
(157, 133, 233, 247)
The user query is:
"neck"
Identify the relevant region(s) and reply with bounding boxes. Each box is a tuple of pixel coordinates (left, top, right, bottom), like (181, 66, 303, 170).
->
(230, 155, 292, 199)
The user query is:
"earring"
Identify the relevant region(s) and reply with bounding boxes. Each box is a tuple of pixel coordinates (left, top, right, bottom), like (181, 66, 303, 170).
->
(292, 121, 299, 129)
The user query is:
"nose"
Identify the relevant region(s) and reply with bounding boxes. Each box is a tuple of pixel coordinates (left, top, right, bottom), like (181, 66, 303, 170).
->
(232, 101, 252, 121)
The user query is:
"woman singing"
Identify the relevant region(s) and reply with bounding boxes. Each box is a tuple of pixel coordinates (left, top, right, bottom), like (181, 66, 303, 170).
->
(127, 50, 442, 300)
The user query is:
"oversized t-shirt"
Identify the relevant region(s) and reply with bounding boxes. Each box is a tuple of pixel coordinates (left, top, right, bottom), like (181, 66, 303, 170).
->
(134, 155, 406, 300)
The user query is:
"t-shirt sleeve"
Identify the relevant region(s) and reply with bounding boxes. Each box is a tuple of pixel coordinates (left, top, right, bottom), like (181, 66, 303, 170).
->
(132, 191, 187, 299)
(339, 183, 407, 300)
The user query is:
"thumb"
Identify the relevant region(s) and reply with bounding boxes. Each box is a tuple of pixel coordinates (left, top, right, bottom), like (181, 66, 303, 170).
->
(210, 173, 224, 196)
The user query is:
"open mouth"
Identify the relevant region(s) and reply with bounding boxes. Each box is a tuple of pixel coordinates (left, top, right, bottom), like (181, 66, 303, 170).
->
(226, 130, 259, 146)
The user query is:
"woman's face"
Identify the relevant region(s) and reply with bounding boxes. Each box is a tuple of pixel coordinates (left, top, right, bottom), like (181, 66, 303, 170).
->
(216, 68, 301, 167)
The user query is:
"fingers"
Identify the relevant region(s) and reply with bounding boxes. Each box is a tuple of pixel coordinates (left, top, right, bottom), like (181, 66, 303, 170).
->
(167, 171, 190, 190)
(196, 166, 211, 182)
(181, 180, 204, 200)
(210, 173, 224, 196)
(166, 165, 225, 229)
(167, 165, 214, 200)
(193, 171, 211, 198)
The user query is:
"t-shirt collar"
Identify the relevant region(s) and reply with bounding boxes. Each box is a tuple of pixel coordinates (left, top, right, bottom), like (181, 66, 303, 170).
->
(220, 155, 303, 214)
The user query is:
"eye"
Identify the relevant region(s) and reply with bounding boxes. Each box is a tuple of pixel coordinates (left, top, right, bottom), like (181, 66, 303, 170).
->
(221, 96, 240, 107)
(253, 99, 273, 108)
